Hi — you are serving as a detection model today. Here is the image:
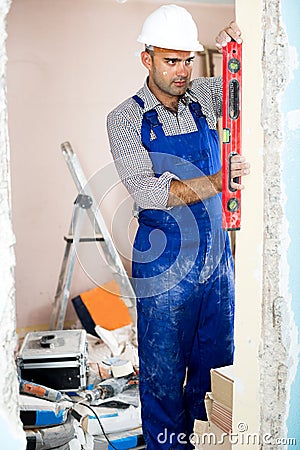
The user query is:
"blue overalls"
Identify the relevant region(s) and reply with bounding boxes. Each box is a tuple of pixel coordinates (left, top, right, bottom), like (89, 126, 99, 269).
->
(131, 95, 235, 450)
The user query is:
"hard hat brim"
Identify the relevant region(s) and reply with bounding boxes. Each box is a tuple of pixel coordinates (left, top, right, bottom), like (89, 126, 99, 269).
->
(137, 36, 204, 52)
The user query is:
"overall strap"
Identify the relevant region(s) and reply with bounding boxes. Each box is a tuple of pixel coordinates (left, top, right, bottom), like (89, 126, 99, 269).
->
(132, 95, 144, 108)
(189, 101, 212, 138)
(132, 95, 166, 151)
(189, 101, 205, 121)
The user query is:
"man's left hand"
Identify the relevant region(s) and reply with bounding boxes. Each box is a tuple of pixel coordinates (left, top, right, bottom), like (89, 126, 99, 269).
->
(216, 21, 242, 51)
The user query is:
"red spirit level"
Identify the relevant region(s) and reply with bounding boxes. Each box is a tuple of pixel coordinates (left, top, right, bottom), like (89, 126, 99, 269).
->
(222, 41, 242, 231)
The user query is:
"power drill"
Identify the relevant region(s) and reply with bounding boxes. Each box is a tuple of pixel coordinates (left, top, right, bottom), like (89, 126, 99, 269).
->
(85, 377, 129, 403)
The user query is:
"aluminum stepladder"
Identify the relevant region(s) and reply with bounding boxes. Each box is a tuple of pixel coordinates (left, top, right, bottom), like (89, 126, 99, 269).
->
(49, 142, 136, 331)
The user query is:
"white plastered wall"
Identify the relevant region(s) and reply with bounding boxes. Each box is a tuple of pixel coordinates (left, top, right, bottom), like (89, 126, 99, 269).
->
(259, 0, 298, 446)
(0, 0, 26, 448)
(232, 0, 263, 445)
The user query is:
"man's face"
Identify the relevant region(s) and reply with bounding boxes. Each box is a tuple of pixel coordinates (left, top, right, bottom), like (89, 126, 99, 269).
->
(142, 47, 195, 102)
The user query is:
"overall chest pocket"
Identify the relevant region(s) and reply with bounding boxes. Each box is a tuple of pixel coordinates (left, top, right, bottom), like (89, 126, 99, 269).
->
(172, 153, 213, 178)
(149, 145, 214, 179)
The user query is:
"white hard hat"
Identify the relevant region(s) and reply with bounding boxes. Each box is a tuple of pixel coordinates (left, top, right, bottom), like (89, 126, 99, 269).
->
(137, 4, 204, 52)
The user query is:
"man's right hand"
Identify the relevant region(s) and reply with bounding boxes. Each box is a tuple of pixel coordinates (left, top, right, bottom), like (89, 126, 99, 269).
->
(229, 154, 250, 191)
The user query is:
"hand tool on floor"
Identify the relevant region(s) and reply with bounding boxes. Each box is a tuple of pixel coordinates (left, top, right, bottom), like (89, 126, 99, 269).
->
(19, 378, 63, 402)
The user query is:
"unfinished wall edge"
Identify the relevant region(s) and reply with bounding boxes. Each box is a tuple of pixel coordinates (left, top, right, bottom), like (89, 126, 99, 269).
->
(0, 0, 26, 446)
(260, 0, 296, 447)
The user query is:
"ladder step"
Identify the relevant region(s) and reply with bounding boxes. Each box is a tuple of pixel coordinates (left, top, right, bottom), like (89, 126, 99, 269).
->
(64, 235, 104, 243)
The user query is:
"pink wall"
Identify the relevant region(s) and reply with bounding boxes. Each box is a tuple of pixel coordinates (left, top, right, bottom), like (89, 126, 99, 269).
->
(6, 0, 234, 330)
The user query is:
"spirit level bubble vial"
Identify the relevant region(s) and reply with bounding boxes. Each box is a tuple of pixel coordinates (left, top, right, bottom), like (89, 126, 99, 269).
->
(222, 41, 242, 231)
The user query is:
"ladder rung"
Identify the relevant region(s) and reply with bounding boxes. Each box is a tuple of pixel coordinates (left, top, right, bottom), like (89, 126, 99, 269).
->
(64, 235, 104, 243)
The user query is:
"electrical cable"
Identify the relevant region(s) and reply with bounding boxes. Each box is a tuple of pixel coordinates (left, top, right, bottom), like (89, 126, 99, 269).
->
(80, 402, 121, 450)
(59, 373, 141, 450)
(69, 397, 120, 450)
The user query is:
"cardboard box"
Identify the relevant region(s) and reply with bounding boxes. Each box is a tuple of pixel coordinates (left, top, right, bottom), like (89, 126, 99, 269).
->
(205, 392, 232, 434)
(194, 419, 231, 450)
(210, 365, 234, 410)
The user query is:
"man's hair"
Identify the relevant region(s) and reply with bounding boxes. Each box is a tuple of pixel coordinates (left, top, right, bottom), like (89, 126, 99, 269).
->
(145, 45, 154, 60)
(145, 44, 154, 51)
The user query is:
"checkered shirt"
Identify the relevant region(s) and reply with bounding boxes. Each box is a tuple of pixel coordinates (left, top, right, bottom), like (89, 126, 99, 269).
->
(107, 76, 222, 211)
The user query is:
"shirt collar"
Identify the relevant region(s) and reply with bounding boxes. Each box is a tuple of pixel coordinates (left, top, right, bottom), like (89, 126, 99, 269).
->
(142, 80, 161, 111)
(141, 79, 194, 113)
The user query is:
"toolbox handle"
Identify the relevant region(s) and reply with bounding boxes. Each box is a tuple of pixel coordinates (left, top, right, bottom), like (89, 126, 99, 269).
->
(40, 334, 56, 348)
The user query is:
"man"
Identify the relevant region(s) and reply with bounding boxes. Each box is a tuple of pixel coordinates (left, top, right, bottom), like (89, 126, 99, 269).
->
(107, 5, 249, 449)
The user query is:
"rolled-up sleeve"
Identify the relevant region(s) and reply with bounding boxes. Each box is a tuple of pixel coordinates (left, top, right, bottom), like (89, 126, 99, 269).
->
(107, 106, 179, 210)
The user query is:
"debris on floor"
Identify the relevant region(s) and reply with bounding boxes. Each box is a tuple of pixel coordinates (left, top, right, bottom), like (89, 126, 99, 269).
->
(16, 326, 143, 450)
